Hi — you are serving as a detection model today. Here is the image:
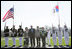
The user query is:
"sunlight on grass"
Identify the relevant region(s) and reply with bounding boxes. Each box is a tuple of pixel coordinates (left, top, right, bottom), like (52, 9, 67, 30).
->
(1, 37, 71, 46)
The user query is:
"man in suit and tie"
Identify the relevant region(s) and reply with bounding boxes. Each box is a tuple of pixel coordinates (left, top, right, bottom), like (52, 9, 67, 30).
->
(29, 25, 35, 47)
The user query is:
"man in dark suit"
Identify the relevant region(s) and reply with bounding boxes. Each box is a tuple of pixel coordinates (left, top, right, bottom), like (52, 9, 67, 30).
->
(29, 25, 35, 47)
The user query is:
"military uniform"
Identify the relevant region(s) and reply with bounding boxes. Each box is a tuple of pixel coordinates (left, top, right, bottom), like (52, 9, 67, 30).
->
(47, 30, 51, 46)
(64, 25, 69, 47)
(18, 27, 23, 47)
(4, 26, 9, 47)
(10, 28, 17, 37)
(18, 28, 23, 37)
(10, 26, 17, 47)
(52, 27, 57, 48)
(58, 26, 62, 46)
(4, 28, 9, 37)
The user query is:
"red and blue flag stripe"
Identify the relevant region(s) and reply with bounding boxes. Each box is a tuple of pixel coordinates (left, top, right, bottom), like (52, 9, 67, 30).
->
(55, 5, 59, 12)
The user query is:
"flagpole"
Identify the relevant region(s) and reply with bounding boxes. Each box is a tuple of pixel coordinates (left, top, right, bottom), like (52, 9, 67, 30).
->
(57, 2, 60, 26)
(13, 19, 14, 26)
(13, 5, 14, 26)
(58, 13, 60, 25)
(57, 8, 60, 26)
(4, 21, 6, 30)
(53, 7, 55, 28)
(21, 22, 22, 27)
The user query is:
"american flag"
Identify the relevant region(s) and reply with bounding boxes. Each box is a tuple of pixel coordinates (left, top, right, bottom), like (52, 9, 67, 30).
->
(2, 7, 14, 22)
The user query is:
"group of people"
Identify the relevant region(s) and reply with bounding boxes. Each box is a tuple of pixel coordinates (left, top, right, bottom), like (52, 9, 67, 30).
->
(3, 24, 70, 48)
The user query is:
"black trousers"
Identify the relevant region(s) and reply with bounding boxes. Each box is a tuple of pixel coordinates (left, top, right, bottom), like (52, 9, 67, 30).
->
(36, 37, 40, 47)
(42, 37, 46, 47)
(24, 38, 29, 46)
(30, 37, 35, 47)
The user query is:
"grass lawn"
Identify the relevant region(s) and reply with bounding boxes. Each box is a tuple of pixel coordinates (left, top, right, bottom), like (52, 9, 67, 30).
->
(50, 37, 71, 46)
(1, 37, 71, 47)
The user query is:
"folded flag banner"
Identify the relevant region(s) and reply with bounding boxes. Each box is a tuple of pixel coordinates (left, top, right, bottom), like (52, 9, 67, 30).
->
(2, 7, 14, 22)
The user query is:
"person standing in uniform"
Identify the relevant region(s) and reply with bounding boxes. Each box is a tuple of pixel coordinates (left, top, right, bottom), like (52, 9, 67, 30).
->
(29, 25, 35, 47)
(35, 26, 41, 47)
(47, 29, 51, 47)
(52, 26, 58, 48)
(18, 25, 23, 47)
(4, 26, 9, 47)
(24, 27, 29, 48)
(10, 25, 17, 47)
(64, 25, 70, 48)
(40, 27, 46, 48)
(57, 24, 63, 48)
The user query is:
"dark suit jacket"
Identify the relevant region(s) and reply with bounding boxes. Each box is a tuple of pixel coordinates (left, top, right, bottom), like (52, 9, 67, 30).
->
(29, 28, 35, 38)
